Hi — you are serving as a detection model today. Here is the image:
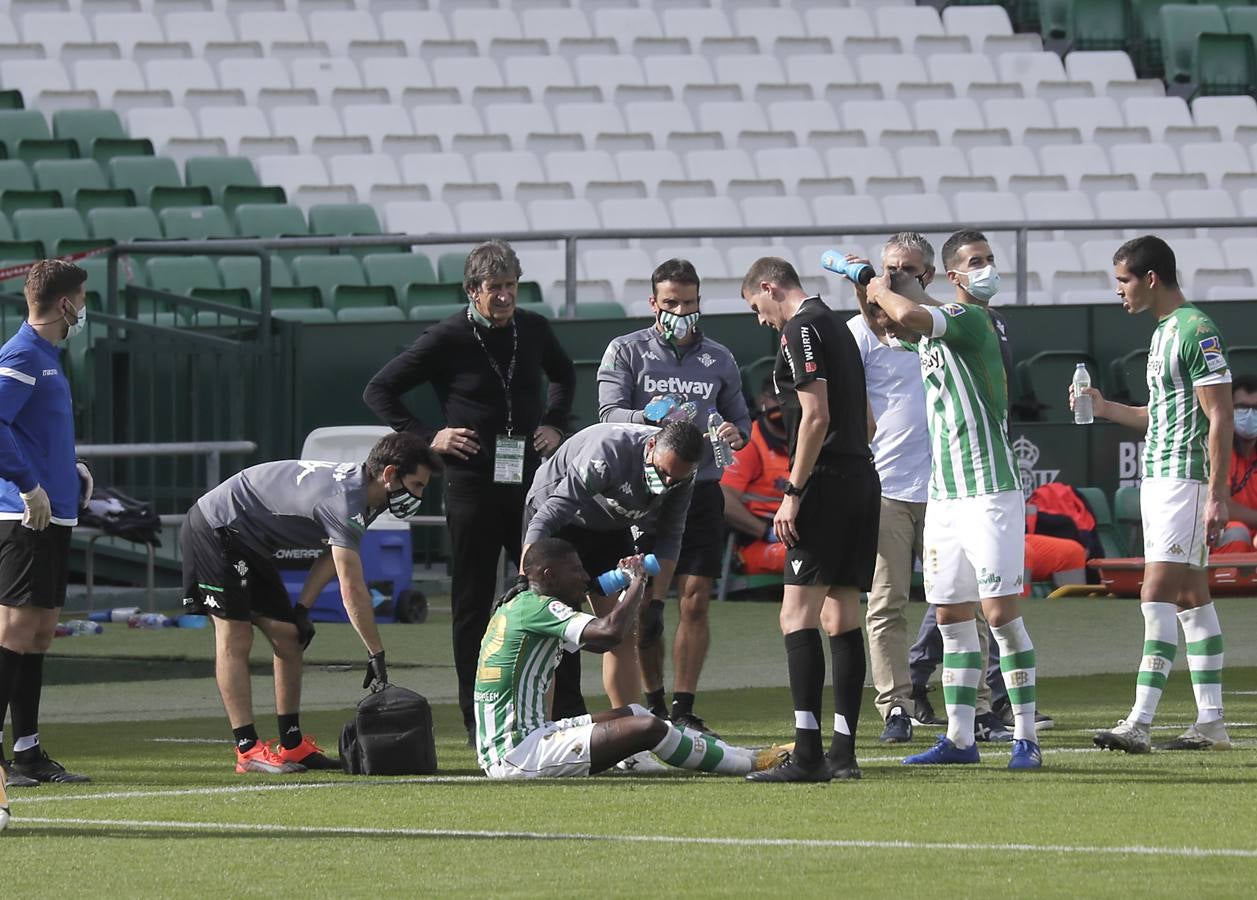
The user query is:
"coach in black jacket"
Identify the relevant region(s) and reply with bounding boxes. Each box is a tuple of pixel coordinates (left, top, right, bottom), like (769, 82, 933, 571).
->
(363, 240, 575, 742)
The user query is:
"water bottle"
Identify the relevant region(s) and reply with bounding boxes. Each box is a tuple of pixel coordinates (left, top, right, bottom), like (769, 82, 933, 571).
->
(64, 619, 103, 636)
(89, 606, 141, 624)
(708, 411, 734, 469)
(127, 613, 173, 629)
(1072, 363, 1094, 425)
(820, 249, 874, 286)
(596, 554, 661, 596)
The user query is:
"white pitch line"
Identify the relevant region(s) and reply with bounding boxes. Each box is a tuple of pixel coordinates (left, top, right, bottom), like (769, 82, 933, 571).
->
(147, 738, 231, 744)
(16, 815, 1257, 859)
(16, 777, 500, 806)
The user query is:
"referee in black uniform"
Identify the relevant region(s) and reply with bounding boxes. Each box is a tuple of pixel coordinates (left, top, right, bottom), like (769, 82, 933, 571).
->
(739, 257, 881, 783)
(363, 240, 575, 743)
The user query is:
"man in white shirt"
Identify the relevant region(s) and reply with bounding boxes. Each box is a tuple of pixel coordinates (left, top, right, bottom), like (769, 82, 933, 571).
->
(845, 233, 934, 744)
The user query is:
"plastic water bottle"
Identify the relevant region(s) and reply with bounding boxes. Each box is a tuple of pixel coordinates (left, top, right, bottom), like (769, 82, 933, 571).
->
(596, 554, 661, 596)
(1072, 363, 1094, 425)
(127, 613, 173, 629)
(708, 411, 734, 469)
(64, 619, 103, 636)
(88, 606, 140, 624)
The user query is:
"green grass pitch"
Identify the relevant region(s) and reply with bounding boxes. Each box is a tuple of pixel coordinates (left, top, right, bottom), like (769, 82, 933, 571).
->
(7, 596, 1257, 897)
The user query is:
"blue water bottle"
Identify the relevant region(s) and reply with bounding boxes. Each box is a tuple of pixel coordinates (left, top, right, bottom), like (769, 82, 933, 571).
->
(596, 554, 661, 595)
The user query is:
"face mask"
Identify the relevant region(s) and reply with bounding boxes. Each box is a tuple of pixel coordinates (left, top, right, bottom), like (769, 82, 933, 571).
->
(64, 303, 87, 339)
(1236, 408, 1257, 440)
(762, 409, 784, 430)
(387, 483, 423, 518)
(952, 265, 999, 302)
(644, 461, 667, 495)
(658, 309, 700, 342)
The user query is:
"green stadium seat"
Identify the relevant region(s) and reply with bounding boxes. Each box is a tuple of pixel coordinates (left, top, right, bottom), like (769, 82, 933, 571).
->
(437, 251, 467, 283)
(0, 91, 22, 111)
(308, 203, 381, 236)
(146, 256, 222, 294)
(12, 208, 88, 256)
(89, 138, 154, 167)
(518, 280, 543, 306)
(404, 282, 465, 309)
(108, 157, 202, 209)
(363, 252, 438, 303)
(1109, 348, 1150, 406)
(234, 203, 308, 239)
(0, 111, 51, 158)
(408, 303, 468, 321)
(1161, 3, 1228, 85)
(291, 255, 366, 307)
(1227, 6, 1257, 50)
(1114, 485, 1143, 555)
(574, 302, 627, 318)
(219, 255, 293, 293)
(273, 307, 336, 323)
(79, 256, 141, 309)
(336, 306, 407, 322)
(88, 207, 163, 244)
(1069, 0, 1130, 51)
(1074, 486, 1125, 557)
(0, 240, 43, 266)
(189, 288, 253, 311)
(159, 206, 234, 240)
(58, 237, 113, 255)
(222, 185, 285, 213)
(1015, 350, 1101, 423)
(0, 160, 61, 217)
(1132, 0, 1190, 76)
(0, 216, 13, 240)
(270, 286, 325, 310)
(51, 110, 126, 158)
(184, 157, 259, 205)
(332, 283, 397, 310)
(1195, 32, 1257, 95)
(1039, 0, 1070, 44)
(14, 139, 78, 164)
(31, 160, 105, 202)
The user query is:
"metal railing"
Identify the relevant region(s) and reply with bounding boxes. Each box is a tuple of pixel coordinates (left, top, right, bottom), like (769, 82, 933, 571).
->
(104, 217, 1257, 318)
(78, 440, 258, 491)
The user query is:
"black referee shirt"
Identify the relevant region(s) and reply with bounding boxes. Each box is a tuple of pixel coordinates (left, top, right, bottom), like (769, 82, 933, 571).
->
(363, 306, 576, 481)
(773, 296, 872, 466)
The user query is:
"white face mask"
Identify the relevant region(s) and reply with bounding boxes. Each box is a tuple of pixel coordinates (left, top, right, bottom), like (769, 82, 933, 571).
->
(657, 309, 699, 342)
(1236, 408, 1257, 440)
(951, 265, 1000, 302)
(64, 303, 87, 339)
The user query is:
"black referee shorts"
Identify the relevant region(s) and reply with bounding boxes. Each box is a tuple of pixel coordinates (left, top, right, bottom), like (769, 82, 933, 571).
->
(636, 479, 725, 580)
(180, 505, 295, 624)
(0, 521, 72, 609)
(553, 523, 639, 597)
(785, 458, 881, 590)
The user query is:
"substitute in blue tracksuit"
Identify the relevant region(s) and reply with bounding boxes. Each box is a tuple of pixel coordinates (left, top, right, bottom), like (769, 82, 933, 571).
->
(596, 258, 751, 735)
(0, 259, 92, 786)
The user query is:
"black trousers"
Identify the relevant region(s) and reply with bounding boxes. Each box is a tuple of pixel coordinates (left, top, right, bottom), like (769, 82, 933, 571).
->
(445, 476, 526, 731)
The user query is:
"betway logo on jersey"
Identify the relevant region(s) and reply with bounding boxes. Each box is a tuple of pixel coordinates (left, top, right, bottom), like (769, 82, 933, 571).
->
(641, 375, 716, 399)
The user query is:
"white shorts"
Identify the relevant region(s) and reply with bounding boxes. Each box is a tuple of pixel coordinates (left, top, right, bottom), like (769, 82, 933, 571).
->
(1141, 478, 1208, 569)
(483, 715, 595, 780)
(923, 490, 1025, 604)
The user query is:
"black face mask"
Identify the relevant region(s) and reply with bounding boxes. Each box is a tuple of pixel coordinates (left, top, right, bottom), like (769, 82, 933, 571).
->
(387, 484, 423, 518)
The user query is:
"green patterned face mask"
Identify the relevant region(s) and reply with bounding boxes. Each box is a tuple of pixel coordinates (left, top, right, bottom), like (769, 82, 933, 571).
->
(643, 449, 667, 495)
(657, 309, 699, 342)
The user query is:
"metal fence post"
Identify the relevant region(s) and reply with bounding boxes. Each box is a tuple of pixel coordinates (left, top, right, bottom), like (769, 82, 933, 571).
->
(564, 236, 578, 318)
(1015, 227, 1028, 305)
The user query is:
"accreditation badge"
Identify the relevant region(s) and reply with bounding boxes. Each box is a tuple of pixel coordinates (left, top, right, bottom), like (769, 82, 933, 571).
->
(493, 435, 526, 484)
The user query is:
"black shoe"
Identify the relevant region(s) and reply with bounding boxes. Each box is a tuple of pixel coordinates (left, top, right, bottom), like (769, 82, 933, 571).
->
(974, 712, 1014, 743)
(825, 755, 862, 780)
(11, 750, 90, 784)
(910, 687, 945, 727)
(672, 712, 720, 739)
(878, 707, 913, 744)
(992, 697, 1014, 728)
(648, 704, 669, 721)
(2, 758, 38, 788)
(746, 756, 831, 783)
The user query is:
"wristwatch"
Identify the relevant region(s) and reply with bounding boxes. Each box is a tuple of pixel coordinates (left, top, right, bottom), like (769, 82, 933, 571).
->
(783, 481, 805, 497)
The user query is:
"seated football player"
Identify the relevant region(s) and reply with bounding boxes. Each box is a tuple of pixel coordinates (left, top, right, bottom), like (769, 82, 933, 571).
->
(473, 538, 787, 778)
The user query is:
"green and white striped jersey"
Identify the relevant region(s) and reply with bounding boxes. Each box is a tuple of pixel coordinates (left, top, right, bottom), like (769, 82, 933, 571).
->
(473, 590, 594, 771)
(1144, 304, 1231, 482)
(901, 302, 1020, 499)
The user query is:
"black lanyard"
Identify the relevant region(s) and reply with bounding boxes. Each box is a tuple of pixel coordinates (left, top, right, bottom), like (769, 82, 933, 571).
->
(467, 309, 518, 435)
(1233, 450, 1257, 498)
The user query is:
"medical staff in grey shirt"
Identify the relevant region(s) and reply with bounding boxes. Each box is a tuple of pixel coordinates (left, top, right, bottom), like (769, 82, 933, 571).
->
(181, 432, 441, 775)
(596, 258, 750, 735)
(523, 421, 702, 743)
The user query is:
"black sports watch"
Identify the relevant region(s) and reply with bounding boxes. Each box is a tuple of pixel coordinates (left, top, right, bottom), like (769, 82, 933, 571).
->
(783, 481, 805, 497)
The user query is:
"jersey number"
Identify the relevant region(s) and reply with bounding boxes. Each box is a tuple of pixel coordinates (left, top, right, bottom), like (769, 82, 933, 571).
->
(477, 614, 507, 682)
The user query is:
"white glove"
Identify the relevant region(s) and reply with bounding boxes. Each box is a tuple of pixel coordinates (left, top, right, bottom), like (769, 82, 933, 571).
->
(20, 485, 51, 531)
(76, 461, 94, 508)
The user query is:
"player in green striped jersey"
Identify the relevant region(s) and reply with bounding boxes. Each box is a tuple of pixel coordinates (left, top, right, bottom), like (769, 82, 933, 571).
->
(474, 538, 787, 778)
(866, 230, 1041, 770)
(1075, 236, 1234, 753)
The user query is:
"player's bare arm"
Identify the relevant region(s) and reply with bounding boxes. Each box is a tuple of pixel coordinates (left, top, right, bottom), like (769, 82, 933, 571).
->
(580, 555, 651, 652)
(331, 545, 384, 656)
(1072, 383, 1150, 433)
(866, 269, 935, 335)
(1198, 382, 1235, 543)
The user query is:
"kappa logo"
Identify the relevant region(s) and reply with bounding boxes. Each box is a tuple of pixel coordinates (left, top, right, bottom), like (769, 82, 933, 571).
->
(790, 559, 802, 575)
(203, 596, 222, 609)
(295, 461, 357, 484)
(1169, 543, 1185, 556)
(698, 352, 716, 368)
(643, 350, 661, 361)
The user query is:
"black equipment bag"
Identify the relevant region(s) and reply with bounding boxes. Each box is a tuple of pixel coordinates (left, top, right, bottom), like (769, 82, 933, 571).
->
(339, 685, 437, 775)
